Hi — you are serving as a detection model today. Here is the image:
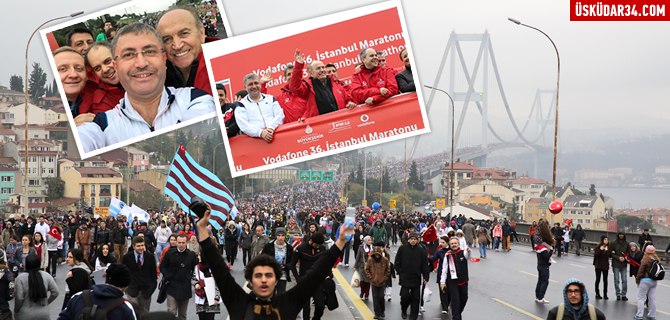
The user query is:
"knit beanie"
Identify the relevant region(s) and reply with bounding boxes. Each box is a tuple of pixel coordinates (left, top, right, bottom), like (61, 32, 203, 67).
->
(645, 245, 656, 254)
(106, 263, 132, 288)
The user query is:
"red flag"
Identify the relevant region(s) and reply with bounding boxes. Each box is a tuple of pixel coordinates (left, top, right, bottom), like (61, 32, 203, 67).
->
(48, 226, 62, 241)
(422, 225, 438, 243)
(469, 258, 480, 263)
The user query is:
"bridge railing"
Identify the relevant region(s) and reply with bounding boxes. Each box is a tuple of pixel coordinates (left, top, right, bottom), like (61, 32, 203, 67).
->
(511, 224, 670, 266)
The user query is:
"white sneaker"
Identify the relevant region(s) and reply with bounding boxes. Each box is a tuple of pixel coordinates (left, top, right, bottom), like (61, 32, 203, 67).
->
(550, 258, 557, 264)
(420, 306, 426, 312)
(442, 310, 448, 314)
(344, 264, 349, 267)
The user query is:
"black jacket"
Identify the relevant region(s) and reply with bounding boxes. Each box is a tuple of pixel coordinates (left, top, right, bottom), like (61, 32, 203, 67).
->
(571, 226, 586, 241)
(159, 247, 198, 300)
(394, 242, 430, 287)
(96, 227, 111, 246)
(290, 241, 327, 278)
(21, 223, 35, 238)
(395, 67, 415, 93)
(221, 102, 239, 137)
(112, 227, 130, 245)
(224, 227, 239, 249)
(200, 236, 342, 320)
(429, 247, 448, 284)
(122, 250, 158, 299)
(261, 240, 296, 281)
(637, 233, 652, 248)
(0, 267, 14, 311)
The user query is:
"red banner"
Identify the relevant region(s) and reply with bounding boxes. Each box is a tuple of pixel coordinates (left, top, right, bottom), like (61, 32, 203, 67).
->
(208, 8, 407, 100)
(570, 0, 669, 21)
(228, 92, 424, 173)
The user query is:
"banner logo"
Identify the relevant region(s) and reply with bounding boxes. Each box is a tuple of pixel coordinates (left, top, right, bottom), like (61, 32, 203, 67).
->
(305, 124, 313, 134)
(361, 114, 369, 122)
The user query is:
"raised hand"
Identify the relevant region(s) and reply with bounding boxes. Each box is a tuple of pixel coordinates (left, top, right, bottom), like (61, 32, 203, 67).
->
(294, 48, 305, 64)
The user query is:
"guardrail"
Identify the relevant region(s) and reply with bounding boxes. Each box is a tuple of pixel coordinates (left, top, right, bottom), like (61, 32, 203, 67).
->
(514, 233, 669, 266)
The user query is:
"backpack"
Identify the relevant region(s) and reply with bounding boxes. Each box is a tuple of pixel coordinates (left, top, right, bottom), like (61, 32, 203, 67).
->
(648, 260, 665, 280)
(78, 290, 126, 320)
(556, 303, 597, 320)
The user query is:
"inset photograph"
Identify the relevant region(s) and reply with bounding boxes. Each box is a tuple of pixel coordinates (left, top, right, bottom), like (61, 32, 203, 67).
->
(40, 0, 231, 158)
(204, 0, 430, 177)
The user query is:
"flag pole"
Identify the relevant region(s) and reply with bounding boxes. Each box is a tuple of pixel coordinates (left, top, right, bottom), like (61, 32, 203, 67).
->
(160, 144, 181, 216)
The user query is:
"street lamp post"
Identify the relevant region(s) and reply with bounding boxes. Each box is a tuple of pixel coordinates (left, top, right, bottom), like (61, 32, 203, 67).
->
(197, 128, 217, 163)
(423, 85, 455, 219)
(509, 18, 561, 224)
(24, 11, 83, 215)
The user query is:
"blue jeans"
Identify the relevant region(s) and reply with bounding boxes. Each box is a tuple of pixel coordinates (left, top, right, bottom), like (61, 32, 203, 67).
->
(493, 237, 500, 249)
(612, 267, 627, 297)
(156, 242, 169, 257)
(61, 241, 69, 259)
(479, 243, 487, 257)
(535, 266, 550, 300)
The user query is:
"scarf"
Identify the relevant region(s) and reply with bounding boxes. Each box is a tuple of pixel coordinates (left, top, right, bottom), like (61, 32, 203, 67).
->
(446, 249, 460, 279)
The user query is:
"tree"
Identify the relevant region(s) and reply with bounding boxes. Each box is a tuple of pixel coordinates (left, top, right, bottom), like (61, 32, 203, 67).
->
(366, 178, 380, 194)
(348, 171, 355, 184)
(355, 161, 364, 185)
(28, 63, 47, 102)
(390, 179, 400, 193)
(616, 214, 652, 232)
(9, 75, 23, 93)
(589, 184, 597, 196)
(49, 78, 58, 97)
(201, 135, 213, 167)
(407, 161, 425, 191)
(44, 177, 65, 201)
(382, 169, 390, 193)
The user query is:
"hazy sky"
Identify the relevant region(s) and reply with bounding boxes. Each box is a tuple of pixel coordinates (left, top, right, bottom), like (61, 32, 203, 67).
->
(2, 0, 668, 158)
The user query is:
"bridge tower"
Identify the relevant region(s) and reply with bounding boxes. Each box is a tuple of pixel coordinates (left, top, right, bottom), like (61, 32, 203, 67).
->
(413, 31, 558, 180)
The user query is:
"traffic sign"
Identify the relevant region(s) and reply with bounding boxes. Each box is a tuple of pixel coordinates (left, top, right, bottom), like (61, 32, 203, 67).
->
(341, 197, 347, 202)
(436, 199, 446, 208)
(362, 200, 367, 206)
(299, 171, 310, 180)
(390, 200, 396, 209)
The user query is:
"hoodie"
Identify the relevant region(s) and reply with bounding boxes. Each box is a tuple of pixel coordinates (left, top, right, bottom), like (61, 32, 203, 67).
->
(546, 278, 606, 320)
(610, 232, 630, 268)
(369, 219, 387, 244)
(365, 247, 390, 287)
(571, 225, 586, 242)
(57, 284, 137, 320)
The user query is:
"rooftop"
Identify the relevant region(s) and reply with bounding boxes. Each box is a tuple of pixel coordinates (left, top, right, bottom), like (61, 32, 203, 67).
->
(71, 167, 122, 178)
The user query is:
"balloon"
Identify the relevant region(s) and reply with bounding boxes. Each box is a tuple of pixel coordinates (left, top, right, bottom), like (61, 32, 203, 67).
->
(549, 200, 563, 214)
(372, 202, 380, 210)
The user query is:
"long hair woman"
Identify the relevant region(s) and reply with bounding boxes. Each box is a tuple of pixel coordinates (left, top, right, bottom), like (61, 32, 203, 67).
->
(33, 232, 48, 271)
(13, 235, 36, 274)
(354, 236, 373, 300)
(534, 220, 555, 304)
(635, 245, 660, 319)
(593, 235, 611, 299)
(13, 254, 59, 319)
(61, 248, 93, 310)
(239, 222, 253, 267)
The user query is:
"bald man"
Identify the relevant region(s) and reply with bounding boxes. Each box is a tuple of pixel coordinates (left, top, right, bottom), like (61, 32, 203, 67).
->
(157, 6, 219, 95)
(289, 49, 356, 121)
(351, 47, 399, 105)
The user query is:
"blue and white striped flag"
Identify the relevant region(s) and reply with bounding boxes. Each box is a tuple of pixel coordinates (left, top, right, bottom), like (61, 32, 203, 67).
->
(163, 144, 236, 230)
(109, 197, 128, 218)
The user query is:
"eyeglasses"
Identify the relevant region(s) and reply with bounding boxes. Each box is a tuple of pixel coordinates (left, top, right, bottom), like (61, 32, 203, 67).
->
(114, 48, 163, 61)
(566, 289, 581, 295)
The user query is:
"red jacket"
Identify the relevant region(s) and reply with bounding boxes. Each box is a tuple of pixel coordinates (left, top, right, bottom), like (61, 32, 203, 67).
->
(350, 65, 399, 105)
(260, 82, 307, 124)
(289, 61, 354, 119)
(79, 81, 125, 114)
(164, 37, 218, 96)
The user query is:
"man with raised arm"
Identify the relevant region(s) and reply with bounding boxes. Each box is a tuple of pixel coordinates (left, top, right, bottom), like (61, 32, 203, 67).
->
(290, 49, 356, 121)
(196, 205, 350, 320)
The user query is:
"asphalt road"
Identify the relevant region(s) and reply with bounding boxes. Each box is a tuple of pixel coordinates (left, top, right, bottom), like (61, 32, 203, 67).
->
(333, 240, 670, 320)
(10, 240, 670, 319)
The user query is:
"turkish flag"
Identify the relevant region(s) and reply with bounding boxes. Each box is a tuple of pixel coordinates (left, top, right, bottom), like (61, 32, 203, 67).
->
(49, 226, 62, 241)
(422, 225, 438, 243)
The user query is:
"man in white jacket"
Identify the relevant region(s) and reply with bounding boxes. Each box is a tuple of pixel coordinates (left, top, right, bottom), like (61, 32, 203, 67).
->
(234, 73, 284, 143)
(155, 220, 172, 257)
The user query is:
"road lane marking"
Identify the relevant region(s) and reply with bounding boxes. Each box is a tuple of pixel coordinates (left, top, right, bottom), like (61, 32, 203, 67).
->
(630, 303, 670, 315)
(569, 264, 587, 268)
(492, 298, 543, 320)
(333, 268, 375, 320)
(519, 270, 558, 283)
(658, 283, 670, 288)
